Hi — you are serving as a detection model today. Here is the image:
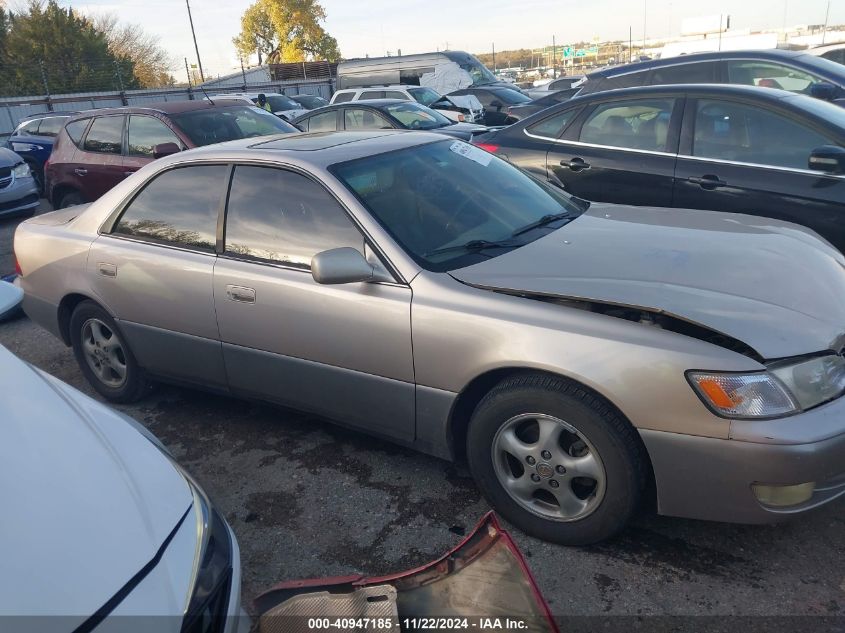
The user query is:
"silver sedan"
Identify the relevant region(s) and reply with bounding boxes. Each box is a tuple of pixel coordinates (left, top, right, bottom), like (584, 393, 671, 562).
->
(14, 130, 845, 544)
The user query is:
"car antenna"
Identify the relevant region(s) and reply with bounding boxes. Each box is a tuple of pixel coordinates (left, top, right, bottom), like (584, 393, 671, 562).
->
(198, 84, 214, 105)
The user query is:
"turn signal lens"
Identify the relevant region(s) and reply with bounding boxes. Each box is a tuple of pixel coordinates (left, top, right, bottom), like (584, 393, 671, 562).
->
(752, 482, 815, 507)
(687, 371, 798, 419)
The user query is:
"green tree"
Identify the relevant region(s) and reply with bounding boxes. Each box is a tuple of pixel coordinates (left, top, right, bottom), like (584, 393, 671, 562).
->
(92, 13, 175, 88)
(234, 0, 340, 64)
(1, 0, 138, 96)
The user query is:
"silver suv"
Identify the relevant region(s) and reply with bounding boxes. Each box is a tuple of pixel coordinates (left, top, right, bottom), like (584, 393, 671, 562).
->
(331, 85, 484, 123)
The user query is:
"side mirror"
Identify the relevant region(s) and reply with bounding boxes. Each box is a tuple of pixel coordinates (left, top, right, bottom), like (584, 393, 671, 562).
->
(311, 247, 375, 285)
(809, 82, 838, 101)
(153, 142, 181, 159)
(808, 145, 845, 174)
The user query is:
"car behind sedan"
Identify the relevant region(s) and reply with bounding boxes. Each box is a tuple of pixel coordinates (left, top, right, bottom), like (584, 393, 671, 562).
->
(15, 131, 845, 545)
(0, 147, 40, 219)
(0, 322, 243, 631)
(293, 99, 486, 139)
(473, 83, 845, 253)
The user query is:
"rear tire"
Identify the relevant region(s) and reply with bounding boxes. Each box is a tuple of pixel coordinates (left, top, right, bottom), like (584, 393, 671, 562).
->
(58, 190, 83, 209)
(69, 301, 151, 403)
(467, 373, 645, 545)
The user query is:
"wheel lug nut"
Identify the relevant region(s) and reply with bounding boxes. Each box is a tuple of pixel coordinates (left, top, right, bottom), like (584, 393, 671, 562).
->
(556, 465, 566, 474)
(526, 456, 536, 465)
(541, 450, 552, 460)
(530, 474, 541, 482)
(549, 480, 559, 488)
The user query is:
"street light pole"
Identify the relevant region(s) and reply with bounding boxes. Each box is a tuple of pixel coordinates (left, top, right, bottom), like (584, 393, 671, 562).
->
(186, 0, 205, 83)
(822, 0, 831, 45)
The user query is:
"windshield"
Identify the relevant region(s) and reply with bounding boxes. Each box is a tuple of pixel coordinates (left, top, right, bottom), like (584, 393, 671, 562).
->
(294, 95, 328, 109)
(408, 87, 442, 107)
(385, 102, 452, 129)
(265, 94, 301, 111)
(171, 106, 297, 146)
(331, 140, 583, 271)
(459, 61, 498, 86)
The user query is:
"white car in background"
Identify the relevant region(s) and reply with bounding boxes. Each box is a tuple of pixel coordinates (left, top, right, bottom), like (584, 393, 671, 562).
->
(0, 290, 245, 632)
(330, 85, 485, 123)
(209, 92, 309, 122)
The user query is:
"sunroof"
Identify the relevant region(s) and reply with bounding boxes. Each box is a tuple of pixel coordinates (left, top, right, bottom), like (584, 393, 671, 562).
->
(251, 131, 401, 151)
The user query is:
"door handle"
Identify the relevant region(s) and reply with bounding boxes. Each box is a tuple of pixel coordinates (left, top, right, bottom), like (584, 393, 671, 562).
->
(562, 157, 591, 171)
(74, 168, 88, 176)
(226, 285, 256, 304)
(97, 262, 117, 277)
(689, 175, 728, 189)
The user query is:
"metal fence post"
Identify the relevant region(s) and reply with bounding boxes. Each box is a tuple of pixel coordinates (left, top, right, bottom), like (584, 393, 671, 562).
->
(39, 61, 54, 112)
(114, 61, 128, 106)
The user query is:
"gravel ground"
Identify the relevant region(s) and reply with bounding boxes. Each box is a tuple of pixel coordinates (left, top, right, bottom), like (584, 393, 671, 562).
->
(1, 205, 843, 622)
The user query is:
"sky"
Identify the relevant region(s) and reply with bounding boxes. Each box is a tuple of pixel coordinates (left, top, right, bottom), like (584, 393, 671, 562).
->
(57, 0, 845, 82)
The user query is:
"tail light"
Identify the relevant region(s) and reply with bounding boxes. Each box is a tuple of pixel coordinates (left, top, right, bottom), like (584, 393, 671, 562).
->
(473, 142, 499, 153)
(14, 253, 23, 277)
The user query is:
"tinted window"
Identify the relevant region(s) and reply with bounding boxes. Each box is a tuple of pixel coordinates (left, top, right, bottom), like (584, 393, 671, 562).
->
(303, 110, 338, 132)
(15, 120, 40, 136)
(127, 115, 182, 157)
(580, 98, 675, 151)
(408, 87, 441, 106)
(491, 89, 532, 105)
(113, 165, 227, 251)
(83, 116, 124, 154)
(527, 108, 578, 138)
(345, 109, 392, 130)
(692, 99, 836, 169)
(384, 91, 409, 100)
(65, 118, 90, 147)
(650, 62, 717, 84)
(360, 90, 385, 99)
(332, 92, 355, 103)
(385, 103, 451, 129)
(727, 61, 824, 93)
(333, 140, 582, 272)
(170, 106, 295, 146)
(36, 117, 66, 137)
(604, 71, 647, 89)
(821, 49, 845, 65)
(224, 166, 363, 268)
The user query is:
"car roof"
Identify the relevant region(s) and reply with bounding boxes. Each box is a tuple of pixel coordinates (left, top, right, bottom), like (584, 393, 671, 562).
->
(156, 130, 448, 170)
(566, 82, 796, 102)
(67, 100, 256, 120)
(19, 111, 77, 122)
(586, 49, 821, 79)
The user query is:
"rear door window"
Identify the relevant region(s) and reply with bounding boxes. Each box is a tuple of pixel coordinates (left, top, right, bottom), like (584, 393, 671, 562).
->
(224, 166, 363, 268)
(127, 115, 182, 157)
(726, 60, 824, 92)
(83, 116, 124, 154)
(360, 90, 386, 99)
(15, 119, 41, 136)
(384, 90, 409, 100)
(64, 118, 90, 147)
(526, 109, 579, 139)
(579, 98, 676, 151)
(302, 111, 338, 132)
(36, 117, 66, 137)
(649, 62, 717, 84)
(112, 165, 228, 251)
(344, 109, 392, 130)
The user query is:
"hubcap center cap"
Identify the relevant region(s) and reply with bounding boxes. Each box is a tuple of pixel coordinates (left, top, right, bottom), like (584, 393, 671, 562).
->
(535, 462, 554, 479)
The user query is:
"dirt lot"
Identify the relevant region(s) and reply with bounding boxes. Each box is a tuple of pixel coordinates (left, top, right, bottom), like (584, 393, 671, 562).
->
(1, 206, 844, 621)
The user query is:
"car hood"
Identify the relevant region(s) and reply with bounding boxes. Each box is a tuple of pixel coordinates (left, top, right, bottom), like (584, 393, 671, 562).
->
(0, 345, 192, 620)
(0, 146, 23, 166)
(450, 203, 845, 359)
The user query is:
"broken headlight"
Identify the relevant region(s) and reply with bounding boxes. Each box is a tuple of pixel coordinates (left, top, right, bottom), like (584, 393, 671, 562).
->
(688, 354, 845, 419)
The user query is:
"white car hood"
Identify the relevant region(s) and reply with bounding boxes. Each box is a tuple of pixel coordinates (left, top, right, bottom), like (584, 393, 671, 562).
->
(0, 345, 192, 619)
(451, 203, 845, 359)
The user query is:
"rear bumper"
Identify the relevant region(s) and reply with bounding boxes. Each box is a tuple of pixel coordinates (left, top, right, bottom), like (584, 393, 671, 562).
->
(642, 417, 845, 524)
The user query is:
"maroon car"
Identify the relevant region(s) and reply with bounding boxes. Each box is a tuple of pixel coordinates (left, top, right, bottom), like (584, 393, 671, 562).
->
(45, 100, 298, 209)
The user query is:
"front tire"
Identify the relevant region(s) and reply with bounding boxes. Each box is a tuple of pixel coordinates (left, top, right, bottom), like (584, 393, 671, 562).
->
(467, 373, 646, 545)
(70, 301, 150, 403)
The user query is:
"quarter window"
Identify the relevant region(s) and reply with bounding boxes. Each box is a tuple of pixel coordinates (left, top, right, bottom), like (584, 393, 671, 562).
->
(64, 118, 90, 147)
(224, 166, 363, 268)
(127, 115, 182, 157)
(726, 61, 824, 93)
(691, 99, 835, 169)
(345, 109, 391, 130)
(14, 120, 40, 136)
(526, 109, 578, 139)
(303, 111, 338, 132)
(83, 116, 124, 154)
(112, 165, 227, 251)
(580, 99, 675, 151)
(332, 92, 355, 103)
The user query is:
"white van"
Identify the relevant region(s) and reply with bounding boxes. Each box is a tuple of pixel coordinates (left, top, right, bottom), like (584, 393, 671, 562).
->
(330, 85, 484, 123)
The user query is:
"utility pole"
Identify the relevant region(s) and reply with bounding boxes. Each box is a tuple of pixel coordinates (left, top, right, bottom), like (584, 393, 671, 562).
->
(822, 0, 831, 45)
(185, 0, 205, 82)
(718, 14, 723, 51)
(629, 26, 633, 63)
(185, 57, 192, 87)
(492, 43, 496, 71)
(240, 57, 247, 90)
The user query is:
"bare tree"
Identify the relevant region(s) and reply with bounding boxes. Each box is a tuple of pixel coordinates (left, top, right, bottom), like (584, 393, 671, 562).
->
(91, 12, 175, 87)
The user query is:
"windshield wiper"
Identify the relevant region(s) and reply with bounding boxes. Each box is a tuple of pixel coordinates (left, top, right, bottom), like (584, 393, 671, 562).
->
(425, 239, 518, 257)
(511, 212, 574, 237)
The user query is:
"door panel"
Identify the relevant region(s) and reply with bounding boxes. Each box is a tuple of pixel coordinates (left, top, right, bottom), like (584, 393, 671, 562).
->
(546, 96, 679, 206)
(214, 165, 415, 441)
(674, 97, 845, 252)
